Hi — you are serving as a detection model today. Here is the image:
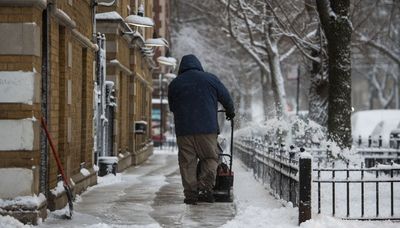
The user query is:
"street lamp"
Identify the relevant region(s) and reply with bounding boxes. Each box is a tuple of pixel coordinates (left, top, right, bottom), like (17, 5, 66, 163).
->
(157, 56, 177, 67)
(157, 57, 177, 149)
(125, 14, 154, 28)
(164, 73, 176, 80)
(145, 38, 169, 48)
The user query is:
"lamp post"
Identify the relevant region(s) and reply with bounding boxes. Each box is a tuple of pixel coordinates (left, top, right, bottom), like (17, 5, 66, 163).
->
(156, 57, 176, 149)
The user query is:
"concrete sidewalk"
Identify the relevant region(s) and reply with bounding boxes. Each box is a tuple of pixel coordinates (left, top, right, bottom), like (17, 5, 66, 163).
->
(39, 152, 236, 228)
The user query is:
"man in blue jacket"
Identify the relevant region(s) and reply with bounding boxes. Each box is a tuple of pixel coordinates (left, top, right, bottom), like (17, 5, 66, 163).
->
(168, 54, 235, 205)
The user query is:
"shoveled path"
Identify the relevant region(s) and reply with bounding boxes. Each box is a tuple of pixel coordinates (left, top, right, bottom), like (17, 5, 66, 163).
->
(39, 151, 236, 227)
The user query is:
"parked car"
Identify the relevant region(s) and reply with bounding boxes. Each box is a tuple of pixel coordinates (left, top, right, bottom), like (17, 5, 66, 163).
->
(352, 109, 400, 147)
(151, 121, 166, 147)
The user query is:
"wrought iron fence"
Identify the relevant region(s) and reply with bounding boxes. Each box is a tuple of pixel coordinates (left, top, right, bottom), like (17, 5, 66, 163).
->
(314, 161, 400, 220)
(234, 137, 312, 224)
(234, 136, 400, 223)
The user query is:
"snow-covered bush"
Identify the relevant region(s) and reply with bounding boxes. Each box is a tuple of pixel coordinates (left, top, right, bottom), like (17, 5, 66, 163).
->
(235, 116, 327, 148)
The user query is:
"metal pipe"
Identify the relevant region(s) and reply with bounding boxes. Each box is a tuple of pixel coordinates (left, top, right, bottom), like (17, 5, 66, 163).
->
(39, 2, 51, 197)
(361, 162, 365, 217)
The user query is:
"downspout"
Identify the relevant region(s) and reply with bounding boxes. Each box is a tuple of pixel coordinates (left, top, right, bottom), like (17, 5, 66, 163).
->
(40, 2, 51, 196)
(92, 0, 97, 42)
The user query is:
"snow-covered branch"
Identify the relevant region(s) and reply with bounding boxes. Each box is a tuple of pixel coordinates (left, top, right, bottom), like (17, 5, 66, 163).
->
(354, 31, 400, 66)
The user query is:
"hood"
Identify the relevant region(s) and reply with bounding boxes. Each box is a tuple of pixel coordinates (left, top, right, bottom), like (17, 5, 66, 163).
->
(178, 54, 204, 75)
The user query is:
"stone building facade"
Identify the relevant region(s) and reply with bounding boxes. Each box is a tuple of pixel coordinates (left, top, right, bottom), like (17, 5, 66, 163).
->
(95, 0, 154, 169)
(0, 0, 157, 224)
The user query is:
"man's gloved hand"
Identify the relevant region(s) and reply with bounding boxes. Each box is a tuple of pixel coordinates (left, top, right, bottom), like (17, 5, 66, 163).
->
(226, 111, 235, 121)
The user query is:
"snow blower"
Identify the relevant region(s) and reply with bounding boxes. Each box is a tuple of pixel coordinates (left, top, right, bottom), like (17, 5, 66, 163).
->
(40, 116, 74, 219)
(212, 115, 234, 202)
(197, 111, 234, 202)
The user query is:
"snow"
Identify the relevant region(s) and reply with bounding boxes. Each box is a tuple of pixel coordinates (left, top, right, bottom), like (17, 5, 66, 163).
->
(80, 168, 91, 177)
(0, 215, 31, 228)
(125, 14, 154, 27)
(95, 11, 123, 21)
(3, 148, 397, 227)
(98, 156, 118, 164)
(351, 110, 400, 146)
(83, 224, 160, 228)
(225, 159, 399, 228)
(300, 152, 313, 159)
(50, 181, 65, 197)
(93, 173, 124, 187)
(0, 193, 46, 208)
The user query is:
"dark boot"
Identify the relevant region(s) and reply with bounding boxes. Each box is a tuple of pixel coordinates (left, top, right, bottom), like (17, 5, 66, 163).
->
(184, 198, 198, 205)
(198, 190, 215, 203)
(183, 190, 198, 205)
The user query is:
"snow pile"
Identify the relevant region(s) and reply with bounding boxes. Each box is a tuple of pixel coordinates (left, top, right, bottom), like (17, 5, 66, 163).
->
(352, 110, 400, 147)
(299, 215, 399, 228)
(0, 194, 46, 208)
(221, 205, 298, 228)
(0, 215, 31, 228)
(83, 223, 161, 228)
(80, 168, 91, 177)
(95, 11, 123, 21)
(50, 181, 65, 197)
(96, 173, 123, 187)
(235, 116, 326, 147)
(153, 147, 177, 155)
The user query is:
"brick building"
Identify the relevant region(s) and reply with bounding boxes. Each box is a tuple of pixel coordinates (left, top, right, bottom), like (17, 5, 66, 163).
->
(0, 0, 160, 224)
(95, 0, 154, 168)
(151, 0, 174, 147)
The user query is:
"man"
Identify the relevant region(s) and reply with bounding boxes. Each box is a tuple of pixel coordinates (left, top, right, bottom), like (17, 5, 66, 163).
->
(168, 54, 235, 205)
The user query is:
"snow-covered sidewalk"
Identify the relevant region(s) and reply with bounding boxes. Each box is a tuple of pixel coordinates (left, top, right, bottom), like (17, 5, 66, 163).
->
(1, 147, 399, 227)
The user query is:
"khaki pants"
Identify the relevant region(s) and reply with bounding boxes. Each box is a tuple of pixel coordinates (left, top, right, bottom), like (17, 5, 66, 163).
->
(177, 133, 218, 199)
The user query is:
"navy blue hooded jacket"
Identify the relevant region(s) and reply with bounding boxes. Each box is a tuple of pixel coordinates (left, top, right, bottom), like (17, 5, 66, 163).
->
(168, 54, 235, 136)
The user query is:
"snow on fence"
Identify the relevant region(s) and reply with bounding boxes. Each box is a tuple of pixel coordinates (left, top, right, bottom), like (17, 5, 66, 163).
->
(234, 138, 312, 224)
(314, 161, 400, 220)
(234, 137, 400, 224)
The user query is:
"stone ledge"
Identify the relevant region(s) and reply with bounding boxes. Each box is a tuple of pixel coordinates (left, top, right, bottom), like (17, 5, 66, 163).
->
(132, 143, 153, 165)
(0, 196, 47, 225)
(47, 168, 97, 211)
(117, 151, 133, 172)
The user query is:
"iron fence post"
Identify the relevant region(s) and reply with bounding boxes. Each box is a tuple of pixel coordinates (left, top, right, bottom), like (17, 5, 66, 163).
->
(299, 149, 312, 225)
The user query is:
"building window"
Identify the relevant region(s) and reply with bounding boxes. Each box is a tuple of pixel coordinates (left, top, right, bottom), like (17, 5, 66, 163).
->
(67, 117, 72, 143)
(68, 42, 72, 67)
(67, 79, 72, 105)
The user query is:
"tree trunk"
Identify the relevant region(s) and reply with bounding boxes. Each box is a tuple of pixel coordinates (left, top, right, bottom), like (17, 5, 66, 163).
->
(261, 70, 272, 120)
(316, 0, 353, 149)
(265, 23, 288, 119)
(309, 72, 329, 126)
(308, 31, 329, 127)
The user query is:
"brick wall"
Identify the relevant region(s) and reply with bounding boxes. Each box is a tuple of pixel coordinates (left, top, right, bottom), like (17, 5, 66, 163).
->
(0, 1, 96, 197)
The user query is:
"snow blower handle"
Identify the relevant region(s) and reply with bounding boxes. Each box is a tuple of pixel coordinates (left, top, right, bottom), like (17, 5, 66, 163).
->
(217, 110, 234, 175)
(229, 118, 234, 176)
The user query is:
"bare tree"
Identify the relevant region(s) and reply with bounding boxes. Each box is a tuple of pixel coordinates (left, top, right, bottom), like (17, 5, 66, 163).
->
(316, 0, 353, 149)
(218, 0, 321, 119)
(351, 0, 400, 109)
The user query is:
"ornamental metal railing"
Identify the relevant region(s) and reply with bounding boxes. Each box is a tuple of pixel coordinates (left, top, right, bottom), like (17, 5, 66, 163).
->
(234, 136, 400, 223)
